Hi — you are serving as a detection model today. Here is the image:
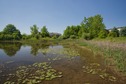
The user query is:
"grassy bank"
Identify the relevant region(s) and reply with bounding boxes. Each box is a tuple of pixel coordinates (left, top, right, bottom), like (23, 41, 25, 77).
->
(93, 37, 126, 43)
(76, 38, 126, 75)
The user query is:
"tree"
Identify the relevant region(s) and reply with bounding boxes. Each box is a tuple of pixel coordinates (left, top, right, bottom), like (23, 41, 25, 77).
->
(13, 29, 22, 40)
(22, 33, 30, 40)
(80, 17, 88, 33)
(3, 24, 17, 34)
(30, 25, 39, 36)
(41, 26, 49, 37)
(98, 29, 108, 38)
(87, 15, 106, 38)
(63, 25, 81, 39)
(78, 15, 106, 39)
(111, 27, 119, 37)
(78, 24, 87, 38)
(108, 32, 117, 37)
(120, 27, 126, 36)
(2, 24, 21, 40)
(63, 26, 71, 39)
(81, 33, 91, 40)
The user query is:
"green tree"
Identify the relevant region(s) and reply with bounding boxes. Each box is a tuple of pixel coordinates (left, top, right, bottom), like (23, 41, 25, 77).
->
(108, 32, 117, 37)
(98, 29, 108, 38)
(111, 27, 119, 37)
(63, 26, 71, 39)
(63, 14, 106, 39)
(63, 25, 80, 39)
(82, 33, 91, 40)
(0, 32, 4, 40)
(30, 25, 39, 36)
(78, 24, 87, 38)
(13, 30, 22, 40)
(22, 33, 29, 40)
(41, 26, 49, 37)
(120, 27, 126, 36)
(2, 24, 21, 40)
(3, 24, 17, 34)
(88, 15, 105, 38)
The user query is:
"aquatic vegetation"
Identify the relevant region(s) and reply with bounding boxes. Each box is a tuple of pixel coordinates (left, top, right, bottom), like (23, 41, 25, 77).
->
(4, 62, 63, 84)
(77, 39, 126, 75)
(62, 48, 80, 57)
(39, 46, 80, 61)
(6, 61, 14, 64)
(82, 63, 116, 82)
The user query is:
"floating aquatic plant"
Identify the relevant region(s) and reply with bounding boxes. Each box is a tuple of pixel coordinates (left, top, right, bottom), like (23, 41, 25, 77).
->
(6, 61, 14, 64)
(82, 63, 117, 82)
(4, 62, 63, 84)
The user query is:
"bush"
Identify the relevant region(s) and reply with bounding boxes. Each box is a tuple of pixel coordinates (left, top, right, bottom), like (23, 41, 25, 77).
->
(82, 33, 92, 40)
(120, 27, 126, 36)
(70, 35, 77, 39)
(98, 30, 108, 38)
(58, 36, 63, 40)
(108, 32, 117, 37)
(111, 27, 119, 37)
(52, 35, 57, 39)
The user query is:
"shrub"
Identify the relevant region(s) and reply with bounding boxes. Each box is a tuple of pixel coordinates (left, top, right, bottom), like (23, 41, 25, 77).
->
(120, 27, 126, 36)
(52, 35, 57, 39)
(82, 33, 92, 40)
(108, 32, 117, 37)
(98, 30, 108, 38)
(70, 35, 77, 39)
(111, 27, 119, 37)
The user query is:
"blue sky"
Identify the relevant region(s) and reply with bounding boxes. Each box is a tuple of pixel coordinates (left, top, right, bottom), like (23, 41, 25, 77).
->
(0, 0, 126, 34)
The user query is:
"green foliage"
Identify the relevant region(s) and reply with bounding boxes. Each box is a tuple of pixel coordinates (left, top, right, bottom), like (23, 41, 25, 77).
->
(78, 25, 87, 38)
(41, 26, 49, 37)
(98, 29, 108, 38)
(58, 36, 63, 40)
(22, 33, 29, 40)
(120, 27, 126, 36)
(87, 15, 105, 38)
(63, 26, 71, 39)
(63, 25, 80, 39)
(3, 24, 17, 34)
(0, 24, 22, 40)
(52, 35, 57, 39)
(108, 32, 117, 37)
(30, 25, 39, 36)
(111, 27, 119, 37)
(70, 35, 77, 39)
(63, 14, 106, 39)
(82, 33, 92, 40)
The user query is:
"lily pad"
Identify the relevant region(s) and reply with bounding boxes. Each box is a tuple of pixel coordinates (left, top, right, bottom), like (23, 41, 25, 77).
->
(4, 62, 63, 84)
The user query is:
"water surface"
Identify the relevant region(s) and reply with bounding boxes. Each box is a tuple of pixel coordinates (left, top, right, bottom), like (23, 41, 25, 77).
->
(0, 42, 125, 84)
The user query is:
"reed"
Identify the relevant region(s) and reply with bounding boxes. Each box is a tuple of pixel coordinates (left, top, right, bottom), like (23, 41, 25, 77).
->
(77, 39, 126, 74)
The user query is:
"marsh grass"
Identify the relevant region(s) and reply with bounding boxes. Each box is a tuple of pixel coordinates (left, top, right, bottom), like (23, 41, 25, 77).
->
(77, 39, 126, 75)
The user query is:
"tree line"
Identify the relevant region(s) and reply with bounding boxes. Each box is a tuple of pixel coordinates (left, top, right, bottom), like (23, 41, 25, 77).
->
(0, 14, 126, 41)
(63, 14, 126, 39)
(0, 24, 61, 40)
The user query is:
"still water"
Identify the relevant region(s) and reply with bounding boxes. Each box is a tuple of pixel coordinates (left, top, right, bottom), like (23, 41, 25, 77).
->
(0, 42, 125, 84)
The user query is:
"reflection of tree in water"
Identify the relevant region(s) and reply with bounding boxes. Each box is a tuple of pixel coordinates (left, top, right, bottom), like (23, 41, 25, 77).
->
(30, 43, 49, 56)
(0, 42, 22, 56)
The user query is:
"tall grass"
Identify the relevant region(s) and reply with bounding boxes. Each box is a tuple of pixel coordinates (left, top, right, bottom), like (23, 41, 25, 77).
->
(76, 39, 126, 75)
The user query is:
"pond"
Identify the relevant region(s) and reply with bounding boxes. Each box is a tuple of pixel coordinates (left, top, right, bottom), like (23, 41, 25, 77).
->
(0, 42, 125, 84)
